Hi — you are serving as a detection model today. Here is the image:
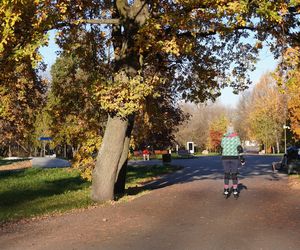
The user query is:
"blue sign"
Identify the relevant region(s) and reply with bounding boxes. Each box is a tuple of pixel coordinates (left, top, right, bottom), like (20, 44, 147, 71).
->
(39, 137, 52, 141)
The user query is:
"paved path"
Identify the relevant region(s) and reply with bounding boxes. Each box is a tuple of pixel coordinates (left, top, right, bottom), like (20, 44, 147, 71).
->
(1, 155, 300, 250)
(32, 157, 71, 168)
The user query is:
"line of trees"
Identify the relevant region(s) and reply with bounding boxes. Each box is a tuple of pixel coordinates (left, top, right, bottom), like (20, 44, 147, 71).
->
(175, 70, 299, 154)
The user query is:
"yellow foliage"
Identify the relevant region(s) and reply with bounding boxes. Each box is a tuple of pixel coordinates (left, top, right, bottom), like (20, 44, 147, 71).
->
(162, 37, 180, 56)
(276, 46, 300, 139)
(286, 71, 300, 139)
(94, 72, 162, 117)
(72, 131, 102, 181)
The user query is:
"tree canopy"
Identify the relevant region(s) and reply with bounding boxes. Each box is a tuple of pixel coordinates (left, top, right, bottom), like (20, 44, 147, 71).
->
(1, 0, 300, 201)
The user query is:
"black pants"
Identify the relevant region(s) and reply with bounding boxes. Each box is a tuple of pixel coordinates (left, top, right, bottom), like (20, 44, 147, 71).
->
(222, 159, 239, 186)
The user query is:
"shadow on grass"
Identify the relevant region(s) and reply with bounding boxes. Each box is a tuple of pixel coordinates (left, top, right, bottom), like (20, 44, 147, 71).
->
(0, 169, 89, 208)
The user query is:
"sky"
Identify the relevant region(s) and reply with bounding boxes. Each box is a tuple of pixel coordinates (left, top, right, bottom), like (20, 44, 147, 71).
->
(219, 46, 278, 107)
(39, 31, 279, 108)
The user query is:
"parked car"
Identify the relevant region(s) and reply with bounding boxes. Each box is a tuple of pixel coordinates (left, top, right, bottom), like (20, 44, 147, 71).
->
(280, 146, 300, 174)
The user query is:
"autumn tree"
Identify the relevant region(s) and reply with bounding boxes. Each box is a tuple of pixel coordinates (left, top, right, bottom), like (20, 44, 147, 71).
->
(0, 59, 47, 156)
(0, 0, 50, 156)
(49, 53, 107, 178)
(286, 69, 300, 139)
(175, 102, 230, 151)
(247, 73, 286, 153)
(275, 48, 300, 140)
(207, 115, 229, 152)
(285, 17, 300, 139)
(1, 1, 300, 201)
(233, 91, 252, 141)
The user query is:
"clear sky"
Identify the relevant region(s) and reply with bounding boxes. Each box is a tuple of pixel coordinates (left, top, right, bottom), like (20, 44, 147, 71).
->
(219, 46, 278, 107)
(39, 31, 278, 108)
(39, 31, 59, 73)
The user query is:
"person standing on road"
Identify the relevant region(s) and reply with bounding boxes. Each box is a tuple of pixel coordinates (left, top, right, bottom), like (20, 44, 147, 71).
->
(142, 148, 150, 161)
(221, 125, 243, 196)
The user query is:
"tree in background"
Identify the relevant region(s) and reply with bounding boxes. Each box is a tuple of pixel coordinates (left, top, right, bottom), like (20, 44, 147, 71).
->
(247, 73, 286, 153)
(276, 47, 300, 140)
(234, 91, 252, 142)
(0, 59, 47, 156)
(49, 53, 107, 180)
(175, 102, 230, 152)
(174, 103, 200, 149)
(31, 107, 53, 156)
(207, 115, 228, 152)
(0, 0, 54, 156)
(286, 71, 300, 139)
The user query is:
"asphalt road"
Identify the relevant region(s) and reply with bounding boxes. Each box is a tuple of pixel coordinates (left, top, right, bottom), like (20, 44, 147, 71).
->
(131, 154, 284, 189)
(1, 155, 300, 250)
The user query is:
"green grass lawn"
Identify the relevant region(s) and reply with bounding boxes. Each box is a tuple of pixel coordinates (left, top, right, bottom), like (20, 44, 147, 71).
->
(0, 164, 181, 224)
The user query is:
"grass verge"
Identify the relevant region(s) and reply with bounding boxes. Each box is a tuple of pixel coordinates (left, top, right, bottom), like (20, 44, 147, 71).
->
(0, 164, 181, 224)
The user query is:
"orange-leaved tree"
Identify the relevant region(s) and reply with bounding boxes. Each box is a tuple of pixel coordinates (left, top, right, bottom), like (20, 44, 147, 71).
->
(275, 47, 300, 140)
(207, 115, 228, 152)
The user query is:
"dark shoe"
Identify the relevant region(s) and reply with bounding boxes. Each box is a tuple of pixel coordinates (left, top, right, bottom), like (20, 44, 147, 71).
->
(224, 188, 229, 195)
(233, 188, 239, 196)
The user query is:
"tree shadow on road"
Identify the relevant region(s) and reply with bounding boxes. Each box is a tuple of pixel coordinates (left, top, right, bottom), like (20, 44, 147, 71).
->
(138, 155, 286, 191)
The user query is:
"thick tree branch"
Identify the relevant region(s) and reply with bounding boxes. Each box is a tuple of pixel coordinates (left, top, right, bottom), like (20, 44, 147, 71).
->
(175, 25, 260, 39)
(51, 18, 121, 31)
(79, 18, 120, 25)
(116, 0, 149, 25)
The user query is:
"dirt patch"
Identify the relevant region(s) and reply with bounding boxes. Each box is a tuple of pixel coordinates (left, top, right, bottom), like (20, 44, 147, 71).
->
(288, 175, 300, 190)
(0, 160, 32, 172)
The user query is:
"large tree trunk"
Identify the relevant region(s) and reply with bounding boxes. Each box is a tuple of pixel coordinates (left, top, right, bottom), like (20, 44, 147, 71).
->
(114, 115, 135, 194)
(91, 114, 129, 201)
(91, 0, 149, 202)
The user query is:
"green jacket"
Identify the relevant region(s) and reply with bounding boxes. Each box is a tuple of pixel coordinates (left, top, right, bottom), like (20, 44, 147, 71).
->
(221, 132, 241, 158)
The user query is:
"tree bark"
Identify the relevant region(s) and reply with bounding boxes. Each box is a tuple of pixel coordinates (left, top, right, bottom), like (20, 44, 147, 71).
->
(91, 1, 150, 202)
(114, 159, 128, 195)
(91, 114, 129, 201)
(114, 115, 135, 194)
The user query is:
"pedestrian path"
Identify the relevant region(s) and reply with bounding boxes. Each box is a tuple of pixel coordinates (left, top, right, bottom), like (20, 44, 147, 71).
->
(1, 155, 299, 250)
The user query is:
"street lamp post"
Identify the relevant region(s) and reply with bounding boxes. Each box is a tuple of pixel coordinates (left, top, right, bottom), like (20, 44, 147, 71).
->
(283, 125, 290, 154)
